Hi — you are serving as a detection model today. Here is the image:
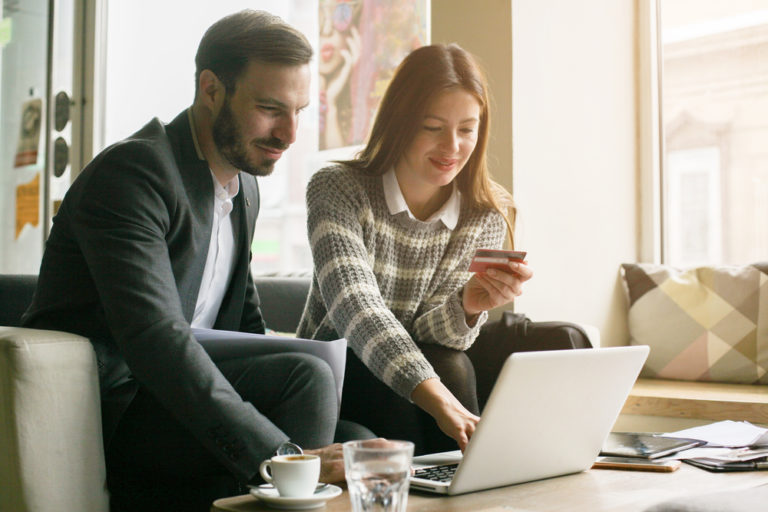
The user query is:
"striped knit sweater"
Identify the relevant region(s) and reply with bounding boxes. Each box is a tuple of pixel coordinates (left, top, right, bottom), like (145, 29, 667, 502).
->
(297, 165, 507, 399)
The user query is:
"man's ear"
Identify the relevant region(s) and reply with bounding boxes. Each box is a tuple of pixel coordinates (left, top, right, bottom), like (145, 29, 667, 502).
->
(198, 69, 225, 112)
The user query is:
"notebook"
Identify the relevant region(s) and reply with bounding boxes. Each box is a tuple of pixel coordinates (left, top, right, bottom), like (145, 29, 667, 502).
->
(410, 345, 649, 495)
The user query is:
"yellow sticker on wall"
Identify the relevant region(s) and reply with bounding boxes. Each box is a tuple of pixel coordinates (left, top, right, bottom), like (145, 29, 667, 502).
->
(16, 174, 40, 239)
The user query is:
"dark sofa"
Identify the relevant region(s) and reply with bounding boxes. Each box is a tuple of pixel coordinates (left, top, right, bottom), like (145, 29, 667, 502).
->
(1, 273, 593, 411)
(1, 272, 594, 406)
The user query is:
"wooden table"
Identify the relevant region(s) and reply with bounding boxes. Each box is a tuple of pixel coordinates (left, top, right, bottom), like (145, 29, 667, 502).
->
(212, 464, 768, 512)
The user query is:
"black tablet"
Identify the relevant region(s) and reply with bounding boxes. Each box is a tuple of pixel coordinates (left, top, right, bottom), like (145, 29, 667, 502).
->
(600, 432, 704, 459)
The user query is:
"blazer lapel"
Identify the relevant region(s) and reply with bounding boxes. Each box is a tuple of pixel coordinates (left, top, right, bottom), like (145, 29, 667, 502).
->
(166, 110, 214, 321)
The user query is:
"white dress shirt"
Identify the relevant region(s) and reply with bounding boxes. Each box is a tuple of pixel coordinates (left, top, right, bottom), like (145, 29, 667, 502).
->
(382, 167, 461, 229)
(191, 172, 239, 328)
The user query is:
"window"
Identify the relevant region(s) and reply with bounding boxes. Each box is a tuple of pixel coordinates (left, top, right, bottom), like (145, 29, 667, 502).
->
(96, 0, 428, 275)
(98, 0, 327, 275)
(666, 147, 722, 264)
(657, 0, 768, 266)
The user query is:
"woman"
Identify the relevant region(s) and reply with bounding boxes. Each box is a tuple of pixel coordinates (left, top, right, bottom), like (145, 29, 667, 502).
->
(298, 43, 533, 454)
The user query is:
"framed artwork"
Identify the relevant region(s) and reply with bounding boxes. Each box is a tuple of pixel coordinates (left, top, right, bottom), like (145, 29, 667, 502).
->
(318, 0, 429, 151)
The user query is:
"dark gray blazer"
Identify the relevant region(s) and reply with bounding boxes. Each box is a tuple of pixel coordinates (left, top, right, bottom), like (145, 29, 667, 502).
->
(22, 110, 288, 481)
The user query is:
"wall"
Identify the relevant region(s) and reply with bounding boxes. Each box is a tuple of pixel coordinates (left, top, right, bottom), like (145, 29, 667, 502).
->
(435, 0, 639, 346)
(512, 0, 637, 346)
(431, 0, 514, 198)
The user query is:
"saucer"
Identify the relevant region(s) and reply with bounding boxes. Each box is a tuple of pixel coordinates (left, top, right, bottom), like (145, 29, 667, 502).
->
(249, 484, 342, 510)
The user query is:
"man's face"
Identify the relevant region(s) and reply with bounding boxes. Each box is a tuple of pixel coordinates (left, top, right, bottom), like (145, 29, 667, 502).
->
(212, 60, 311, 177)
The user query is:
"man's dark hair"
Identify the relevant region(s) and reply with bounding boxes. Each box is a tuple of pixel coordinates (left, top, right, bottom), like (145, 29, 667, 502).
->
(195, 10, 313, 95)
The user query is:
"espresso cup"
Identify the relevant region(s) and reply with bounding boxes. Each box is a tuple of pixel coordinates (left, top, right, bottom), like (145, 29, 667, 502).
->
(259, 454, 321, 498)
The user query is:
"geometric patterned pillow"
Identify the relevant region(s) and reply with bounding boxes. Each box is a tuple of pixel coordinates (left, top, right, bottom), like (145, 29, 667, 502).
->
(620, 263, 768, 384)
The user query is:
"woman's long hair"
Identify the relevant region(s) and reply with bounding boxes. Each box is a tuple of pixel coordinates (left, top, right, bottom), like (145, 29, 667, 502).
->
(341, 43, 516, 246)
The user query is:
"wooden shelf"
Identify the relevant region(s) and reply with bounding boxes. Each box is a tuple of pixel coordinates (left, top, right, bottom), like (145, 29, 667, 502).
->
(622, 378, 768, 425)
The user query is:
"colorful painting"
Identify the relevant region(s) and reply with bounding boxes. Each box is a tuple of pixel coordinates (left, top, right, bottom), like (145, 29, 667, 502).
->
(318, 0, 429, 150)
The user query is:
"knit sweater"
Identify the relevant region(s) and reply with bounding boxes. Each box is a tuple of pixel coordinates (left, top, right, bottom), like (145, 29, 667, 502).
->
(297, 165, 507, 399)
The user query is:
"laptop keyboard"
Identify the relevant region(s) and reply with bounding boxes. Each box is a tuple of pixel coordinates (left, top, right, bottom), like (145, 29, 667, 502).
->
(413, 463, 458, 482)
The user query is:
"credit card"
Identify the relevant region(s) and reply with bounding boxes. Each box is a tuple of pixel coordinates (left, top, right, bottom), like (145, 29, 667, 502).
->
(468, 249, 527, 273)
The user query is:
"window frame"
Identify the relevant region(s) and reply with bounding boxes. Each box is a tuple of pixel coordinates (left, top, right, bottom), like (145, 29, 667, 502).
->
(637, 0, 664, 264)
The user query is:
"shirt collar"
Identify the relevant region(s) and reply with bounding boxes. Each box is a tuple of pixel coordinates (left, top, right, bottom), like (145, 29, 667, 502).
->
(210, 170, 239, 204)
(382, 167, 461, 230)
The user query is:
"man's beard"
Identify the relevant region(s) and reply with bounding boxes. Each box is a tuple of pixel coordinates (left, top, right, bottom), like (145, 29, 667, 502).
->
(211, 99, 288, 177)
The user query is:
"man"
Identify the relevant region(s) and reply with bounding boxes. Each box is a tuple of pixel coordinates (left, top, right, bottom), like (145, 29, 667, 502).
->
(23, 10, 343, 511)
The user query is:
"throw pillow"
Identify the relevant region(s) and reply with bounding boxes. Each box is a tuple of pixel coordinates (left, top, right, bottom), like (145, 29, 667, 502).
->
(621, 262, 768, 384)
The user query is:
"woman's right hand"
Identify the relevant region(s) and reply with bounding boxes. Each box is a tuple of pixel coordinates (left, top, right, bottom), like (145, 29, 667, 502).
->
(463, 261, 533, 318)
(410, 378, 480, 452)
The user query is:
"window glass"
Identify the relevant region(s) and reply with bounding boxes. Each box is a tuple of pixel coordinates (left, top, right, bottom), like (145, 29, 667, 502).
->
(0, 0, 49, 273)
(660, 0, 768, 266)
(100, 0, 428, 275)
(102, 0, 325, 275)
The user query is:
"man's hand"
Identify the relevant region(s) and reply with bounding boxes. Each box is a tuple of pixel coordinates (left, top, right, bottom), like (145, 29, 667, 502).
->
(305, 443, 345, 483)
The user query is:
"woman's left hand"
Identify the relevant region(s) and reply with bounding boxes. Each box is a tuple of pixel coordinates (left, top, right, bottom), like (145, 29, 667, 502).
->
(463, 261, 534, 318)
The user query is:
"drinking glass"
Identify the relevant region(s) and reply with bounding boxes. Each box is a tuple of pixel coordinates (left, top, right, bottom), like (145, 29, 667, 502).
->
(343, 439, 414, 512)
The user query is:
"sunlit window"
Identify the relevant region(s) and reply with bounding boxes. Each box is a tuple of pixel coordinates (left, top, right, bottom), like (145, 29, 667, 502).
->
(659, 0, 768, 266)
(99, 0, 427, 275)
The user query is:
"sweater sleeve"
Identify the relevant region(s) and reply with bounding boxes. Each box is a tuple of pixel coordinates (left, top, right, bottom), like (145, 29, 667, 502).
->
(305, 169, 438, 399)
(412, 209, 507, 350)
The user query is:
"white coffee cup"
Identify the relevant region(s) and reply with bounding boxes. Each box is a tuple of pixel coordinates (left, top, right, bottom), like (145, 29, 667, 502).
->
(259, 454, 321, 498)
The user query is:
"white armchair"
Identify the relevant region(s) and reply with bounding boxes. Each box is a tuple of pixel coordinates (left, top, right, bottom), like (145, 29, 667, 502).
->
(0, 326, 109, 512)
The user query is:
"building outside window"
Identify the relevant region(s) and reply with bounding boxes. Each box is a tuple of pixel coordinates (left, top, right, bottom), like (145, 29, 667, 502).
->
(659, 0, 768, 266)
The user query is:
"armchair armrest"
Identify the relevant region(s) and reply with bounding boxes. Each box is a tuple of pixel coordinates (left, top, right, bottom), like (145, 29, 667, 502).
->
(574, 322, 601, 348)
(0, 327, 109, 512)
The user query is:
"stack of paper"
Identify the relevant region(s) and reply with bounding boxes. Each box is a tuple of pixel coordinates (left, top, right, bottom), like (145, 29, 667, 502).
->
(662, 421, 768, 471)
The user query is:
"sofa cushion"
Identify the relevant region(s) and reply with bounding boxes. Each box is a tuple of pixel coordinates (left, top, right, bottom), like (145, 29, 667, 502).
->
(621, 263, 768, 384)
(0, 274, 37, 327)
(253, 276, 311, 334)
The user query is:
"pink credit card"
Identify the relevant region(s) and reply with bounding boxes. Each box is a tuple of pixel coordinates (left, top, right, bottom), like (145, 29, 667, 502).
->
(468, 249, 527, 273)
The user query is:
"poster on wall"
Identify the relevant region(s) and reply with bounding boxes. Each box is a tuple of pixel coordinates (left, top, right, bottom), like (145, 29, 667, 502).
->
(318, 0, 429, 151)
(14, 98, 43, 168)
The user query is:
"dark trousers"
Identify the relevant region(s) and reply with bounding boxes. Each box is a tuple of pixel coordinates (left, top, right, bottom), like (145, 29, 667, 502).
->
(466, 312, 593, 411)
(339, 313, 592, 455)
(340, 344, 479, 455)
(106, 352, 337, 512)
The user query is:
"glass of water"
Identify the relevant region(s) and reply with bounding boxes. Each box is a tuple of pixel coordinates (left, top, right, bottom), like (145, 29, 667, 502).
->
(343, 439, 414, 512)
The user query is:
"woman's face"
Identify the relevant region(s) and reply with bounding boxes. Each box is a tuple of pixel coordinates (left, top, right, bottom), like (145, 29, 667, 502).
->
(395, 88, 482, 197)
(319, 1, 357, 76)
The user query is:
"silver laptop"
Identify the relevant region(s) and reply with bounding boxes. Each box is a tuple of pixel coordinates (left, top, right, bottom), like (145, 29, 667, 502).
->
(410, 345, 649, 495)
